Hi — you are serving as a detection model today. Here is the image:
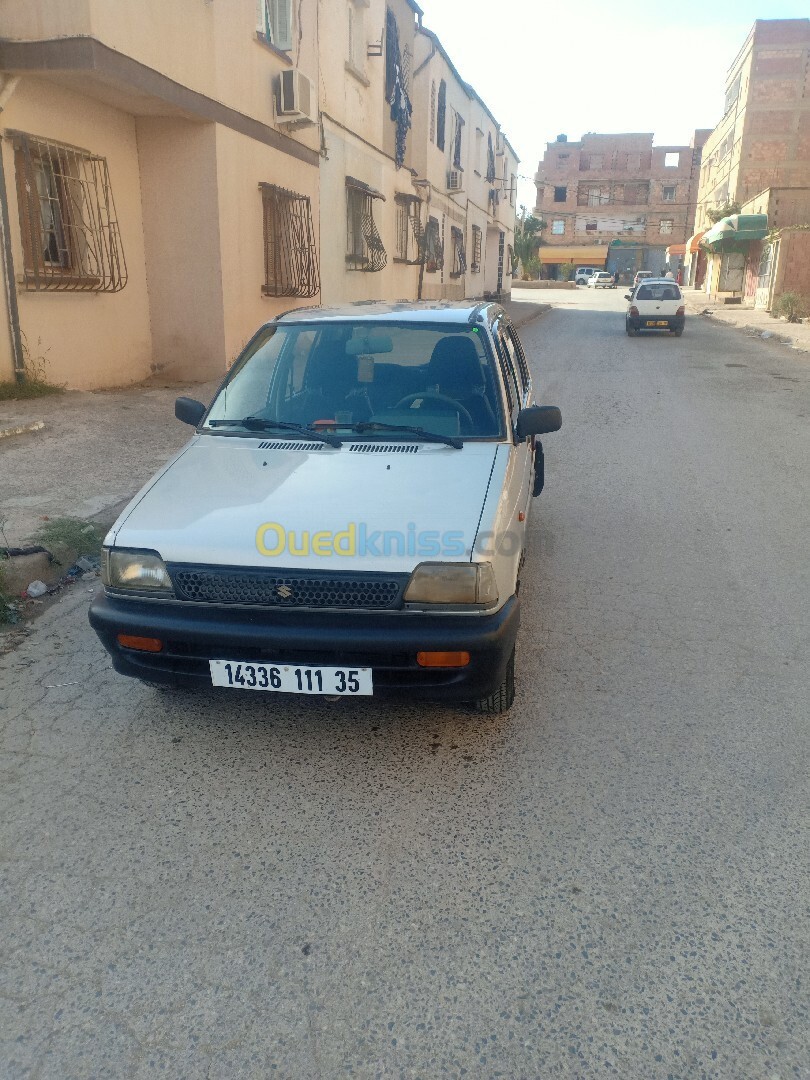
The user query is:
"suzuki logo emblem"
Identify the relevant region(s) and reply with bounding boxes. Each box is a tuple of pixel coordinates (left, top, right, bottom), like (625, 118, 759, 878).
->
(277, 584, 293, 599)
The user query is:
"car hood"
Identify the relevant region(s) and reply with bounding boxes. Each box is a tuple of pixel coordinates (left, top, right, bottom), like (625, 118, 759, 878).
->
(112, 435, 500, 573)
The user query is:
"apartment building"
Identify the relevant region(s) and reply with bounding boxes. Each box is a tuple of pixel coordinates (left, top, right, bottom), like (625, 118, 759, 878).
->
(411, 27, 518, 301)
(0, 0, 519, 389)
(693, 19, 810, 233)
(0, 0, 321, 389)
(534, 131, 709, 279)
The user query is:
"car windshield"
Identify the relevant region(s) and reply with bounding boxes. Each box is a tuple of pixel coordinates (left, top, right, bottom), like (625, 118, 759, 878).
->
(204, 320, 505, 440)
(636, 284, 682, 301)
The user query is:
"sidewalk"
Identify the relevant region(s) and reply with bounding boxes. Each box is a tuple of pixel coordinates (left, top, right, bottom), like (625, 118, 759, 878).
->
(682, 290, 810, 355)
(0, 378, 220, 547)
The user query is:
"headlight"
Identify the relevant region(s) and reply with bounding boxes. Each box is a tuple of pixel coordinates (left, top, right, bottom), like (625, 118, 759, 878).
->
(102, 548, 173, 592)
(403, 562, 498, 606)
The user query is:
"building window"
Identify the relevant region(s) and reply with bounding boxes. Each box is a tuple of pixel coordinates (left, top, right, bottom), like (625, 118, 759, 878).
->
(470, 224, 482, 272)
(436, 80, 447, 152)
(579, 184, 610, 207)
(551, 219, 565, 235)
(451, 111, 465, 170)
(347, 2, 366, 77)
(474, 129, 483, 174)
(346, 178, 387, 271)
(557, 153, 569, 167)
(662, 185, 676, 202)
(13, 132, 127, 292)
(394, 193, 421, 264)
(585, 220, 597, 232)
(384, 7, 399, 103)
(724, 73, 741, 115)
(659, 218, 674, 234)
(429, 81, 437, 144)
(664, 152, 679, 168)
(260, 183, 319, 297)
(450, 225, 466, 277)
(257, 0, 293, 51)
(424, 216, 443, 272)
(553, 186, 567, 202)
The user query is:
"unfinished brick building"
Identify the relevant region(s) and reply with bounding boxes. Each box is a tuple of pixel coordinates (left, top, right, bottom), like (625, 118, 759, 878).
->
(533, 130, 710, 280)
(694, 18, 810, 233)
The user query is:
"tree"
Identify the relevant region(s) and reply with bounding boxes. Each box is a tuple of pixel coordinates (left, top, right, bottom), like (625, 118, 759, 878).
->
(514, 206, 545, 278)
(707, 201, 741, 224)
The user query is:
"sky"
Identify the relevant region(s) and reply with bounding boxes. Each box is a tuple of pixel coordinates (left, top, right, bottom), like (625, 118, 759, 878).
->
(417, 0, 810, 212)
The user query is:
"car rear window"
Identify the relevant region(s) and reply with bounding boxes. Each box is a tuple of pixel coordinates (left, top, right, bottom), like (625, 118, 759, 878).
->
(636, 284, 681, 301)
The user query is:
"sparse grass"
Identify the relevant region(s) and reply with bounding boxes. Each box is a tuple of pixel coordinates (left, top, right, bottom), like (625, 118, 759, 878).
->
(35, 518, 105, 559)
(0, 379, 63, 401)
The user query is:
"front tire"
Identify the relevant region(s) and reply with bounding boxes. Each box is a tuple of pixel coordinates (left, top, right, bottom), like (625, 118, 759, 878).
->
(672, 327, 684, 337)
(475, 650, 515, 714)
(626, 323, 637, 336)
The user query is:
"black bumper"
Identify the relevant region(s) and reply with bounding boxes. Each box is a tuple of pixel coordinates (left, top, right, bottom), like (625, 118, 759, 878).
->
(627, 314, 685, 331)
(88, 593, 520, 702)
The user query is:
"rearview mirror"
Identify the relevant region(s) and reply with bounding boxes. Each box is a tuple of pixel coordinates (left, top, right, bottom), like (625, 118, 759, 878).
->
(624, 293, 632, 301)
(175, 397, 206, 427)
(516, 406, 562, 439)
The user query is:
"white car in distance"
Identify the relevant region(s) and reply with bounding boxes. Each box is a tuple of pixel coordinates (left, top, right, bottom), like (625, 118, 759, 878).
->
(588, 272, 615, 289)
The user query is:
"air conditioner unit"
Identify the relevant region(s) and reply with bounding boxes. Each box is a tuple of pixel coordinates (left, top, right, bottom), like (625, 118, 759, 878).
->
(447, 169, 464, 193)
(276, 68, 316, 124)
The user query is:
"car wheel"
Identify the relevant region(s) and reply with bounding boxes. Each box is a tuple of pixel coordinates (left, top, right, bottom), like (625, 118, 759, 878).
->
(626, 323, 636, 336)
(672, 328, 684, 337)
(475, 649, 515, 714)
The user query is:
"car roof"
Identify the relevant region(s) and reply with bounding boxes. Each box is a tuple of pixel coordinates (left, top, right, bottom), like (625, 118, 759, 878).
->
(273, 300, 506, 327)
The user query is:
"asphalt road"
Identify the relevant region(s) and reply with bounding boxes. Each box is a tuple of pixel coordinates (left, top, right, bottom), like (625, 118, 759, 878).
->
(2, 289, 809, 1078)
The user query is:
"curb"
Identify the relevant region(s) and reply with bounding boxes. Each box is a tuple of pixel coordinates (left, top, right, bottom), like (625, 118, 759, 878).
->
(509, 305, 552, 331)
(0, 420, 45, 441)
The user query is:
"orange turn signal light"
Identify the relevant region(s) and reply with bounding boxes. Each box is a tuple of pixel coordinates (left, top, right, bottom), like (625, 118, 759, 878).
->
(117, 634, 163, 653)
(416, 651, 470, 668)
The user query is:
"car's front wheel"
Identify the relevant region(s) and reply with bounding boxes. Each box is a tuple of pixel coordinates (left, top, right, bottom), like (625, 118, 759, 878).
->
(626, 322, 637, 336)
(475, 649, 515, 714)
(671, 327, 684, 337)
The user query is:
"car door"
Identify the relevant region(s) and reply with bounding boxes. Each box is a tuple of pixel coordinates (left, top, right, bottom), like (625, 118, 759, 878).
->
(493, 317, 533, 569)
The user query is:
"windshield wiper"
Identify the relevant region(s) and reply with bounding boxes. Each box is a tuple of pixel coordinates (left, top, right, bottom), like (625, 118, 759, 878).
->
(208, 417, 342, 447)
(352, 422, 463, 449)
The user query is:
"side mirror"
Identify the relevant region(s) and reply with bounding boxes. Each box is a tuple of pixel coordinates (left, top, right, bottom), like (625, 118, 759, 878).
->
(175, 396, 206, 427)
(516, 406, 562, 439)
(624, 293, 632, 301)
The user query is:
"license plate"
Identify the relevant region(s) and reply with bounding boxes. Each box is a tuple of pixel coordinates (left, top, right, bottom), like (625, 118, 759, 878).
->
(210, 660, 372, 695)
(646, 320, 668, 326)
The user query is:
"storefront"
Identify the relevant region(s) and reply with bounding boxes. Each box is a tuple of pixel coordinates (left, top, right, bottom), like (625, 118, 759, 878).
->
(699, 214, 768, 300)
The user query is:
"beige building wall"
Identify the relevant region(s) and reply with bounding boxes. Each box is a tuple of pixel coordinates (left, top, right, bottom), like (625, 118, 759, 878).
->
(0, 76, 152, 388)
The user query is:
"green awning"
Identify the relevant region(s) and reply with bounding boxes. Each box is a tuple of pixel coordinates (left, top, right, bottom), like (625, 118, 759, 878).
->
(701, 214, 768, 252)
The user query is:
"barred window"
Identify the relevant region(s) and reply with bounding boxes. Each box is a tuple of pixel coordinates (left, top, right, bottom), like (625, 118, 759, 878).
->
(450, 225, 466, 278)
(346, 178, 387, 272)
(424, 216, 443, 273)
(12, 131, 127, 293)
(260, 183, 319, 297)
(394, 193, 421, 264)
(470, 225, 482, 273)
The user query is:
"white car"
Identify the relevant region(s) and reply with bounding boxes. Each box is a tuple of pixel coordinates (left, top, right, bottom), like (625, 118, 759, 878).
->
(574, 266, 600, 285)
(588, 272, 615, 289)
(89, 303, 562, 714)
(625, 279, 686, 336)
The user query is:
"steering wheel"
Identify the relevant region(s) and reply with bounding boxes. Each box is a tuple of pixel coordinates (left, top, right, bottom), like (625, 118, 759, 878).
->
(393, 392, 474, 429)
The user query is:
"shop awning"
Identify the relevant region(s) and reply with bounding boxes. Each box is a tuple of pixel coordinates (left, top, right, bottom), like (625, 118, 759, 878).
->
(666, 244, 686, 257)
(686, 230, 706, 253)
(538, 246, 608, 265)
(701, 214, 767, 252)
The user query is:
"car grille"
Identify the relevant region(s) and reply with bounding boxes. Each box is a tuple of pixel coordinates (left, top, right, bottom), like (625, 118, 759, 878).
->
(168, 565, 408, 610)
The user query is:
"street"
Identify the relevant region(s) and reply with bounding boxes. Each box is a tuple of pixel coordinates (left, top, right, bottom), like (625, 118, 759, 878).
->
(2, 288, 809, 1078)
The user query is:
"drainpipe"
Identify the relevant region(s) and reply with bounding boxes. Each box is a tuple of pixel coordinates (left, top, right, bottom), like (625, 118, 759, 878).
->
(0, 76, 24, 383)
(414, 180, 431, 301)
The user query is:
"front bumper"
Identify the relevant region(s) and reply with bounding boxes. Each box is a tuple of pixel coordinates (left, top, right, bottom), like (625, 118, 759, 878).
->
(88, 593, 520, 702)
(627, 314, 685, 331)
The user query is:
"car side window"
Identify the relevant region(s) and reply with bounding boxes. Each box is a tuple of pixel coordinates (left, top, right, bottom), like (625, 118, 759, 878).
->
(494, 322, 521, 419)
(504, 325, 530, 395)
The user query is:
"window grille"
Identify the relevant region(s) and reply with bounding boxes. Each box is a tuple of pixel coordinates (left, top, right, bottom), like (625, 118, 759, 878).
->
(470, 225, 482, 272)
(423, 216, 443, 272)
(450, 225, 466, 278)
(394, 194, 421, 264)
(429, 82, 437, 144)
(346, 179, 387, 272)
(12, 131, 127, 293)
(659, 219, 674, 234)
(436, 81, 447, 152)
(260, 183, 319, 298)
